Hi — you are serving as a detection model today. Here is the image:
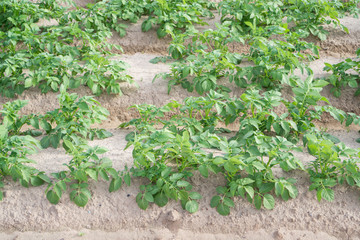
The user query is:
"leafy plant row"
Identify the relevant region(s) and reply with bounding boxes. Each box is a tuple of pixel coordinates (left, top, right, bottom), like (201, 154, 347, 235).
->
(151, 0, 360, 96)
(0, 0, 133, 98)
(89, 0, 216, 38)
(120, 76, 360, 215)
(1, 0, 359, 98)
(324, 47, 360, 97)
(155, 21, 318, 95)
(0, 86, 128, 207)
(1, 76, 360, 213)
(88, 0, 359, 39)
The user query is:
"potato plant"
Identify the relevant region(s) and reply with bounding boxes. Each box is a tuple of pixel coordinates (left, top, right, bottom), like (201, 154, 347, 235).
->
(121, 73, 360, 215)
(46, 142, 130, 207)
(0, 87, 123, 207)
(89, 0, 216, 38)
(324, 48, 360, 97)
(0, 0, 133, 98)
(154, 12, 321, 95)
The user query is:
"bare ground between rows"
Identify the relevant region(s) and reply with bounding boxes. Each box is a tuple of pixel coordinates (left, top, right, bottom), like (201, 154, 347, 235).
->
(0, 129, 360, 240)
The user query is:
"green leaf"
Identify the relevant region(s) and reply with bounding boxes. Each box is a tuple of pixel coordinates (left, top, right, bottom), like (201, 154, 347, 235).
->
(99, 169, 109, 181)
(0, 125, 8, 140)
(109, 178, 122, 192)
(217, 203, 230, 216)
(154, 192, 168, 207)
(141, 20, 152, 32)
(50, 134, 60, 149)
(70, 190, 90, 207)
(30, 117, 40, 129)
(210, 195, 221, 208)
(124, 173, 131, 186)
(63, 139, 75, 152)
(136, 193, 149, 210)
(189, 192, 202, 200)
(198, 165, 208, 178)
(161, 167, 172, 178)
(349, 80, 358, 88)
(323, 133, 340, 144)
(4, 67, 11, 77)
(216, 186, 227, 195)
(85, 169, 98, 181)
(144, 192, 154, 202)
(248, 146, 260, 156)
(223, 197, 235, 207)
(185, 200, 199, 213)
(263, 194, 275, 210)
(275, 182, 283, 196)
(40, 136, 51, 149)
(46, 190, 60, 204)
(40, 120, 52, 132)
(176, 180, 190, 188)
(321, 188, 334, 202)
(317, 189, 322, 202)
(244, 186, 254, 199)
(254, 194, 262, 209)
(30, 176, 45, 187)
(252, 161, 265, 171)
(78, 102, 89, 111)
(25, 78, 33, 88)
(259, 183, 274, 194)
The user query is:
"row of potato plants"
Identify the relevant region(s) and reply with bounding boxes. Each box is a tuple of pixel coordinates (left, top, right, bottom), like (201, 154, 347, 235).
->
(1, 76, 360, 214)
(119, 0, 360, 214)
(0, 0, 133, 98)
(1, 0, 359, 99)
(0, 86, 127, 207)
(120, 76, 360, 215)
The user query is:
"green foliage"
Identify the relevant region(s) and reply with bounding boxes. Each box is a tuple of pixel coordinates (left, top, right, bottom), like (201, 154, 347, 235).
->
(219, 0, 349, 40)
(0, 0, 133, 98)
(38, 88, 113, 149)
(0, 88, 116, 206)
(333, 0, 360, 17)
(0, 101, 50, 200)
(324, 48, 360, 97)
(0, 88, 113, 150)
(120, 89, 303, 214)
(122, 71, 360, 214)
(86, 0, 215, 38)
(157, 19, 318, 95)
(45, 143, 128, 207)
(305, 132, 360, 202)
(218, 0, 285, 35)
(282, 0, 348, 40)
(0, 123, 50, 196)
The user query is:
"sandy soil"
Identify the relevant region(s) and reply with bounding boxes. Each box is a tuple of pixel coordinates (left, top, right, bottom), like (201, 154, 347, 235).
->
(1, 1, 360, 240)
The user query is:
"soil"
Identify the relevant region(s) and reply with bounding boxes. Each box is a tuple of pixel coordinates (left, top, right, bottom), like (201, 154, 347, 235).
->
(1, 1, 360, 240)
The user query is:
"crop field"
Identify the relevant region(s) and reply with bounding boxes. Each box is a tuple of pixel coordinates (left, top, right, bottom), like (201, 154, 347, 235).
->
(1, 0, 360, 239)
